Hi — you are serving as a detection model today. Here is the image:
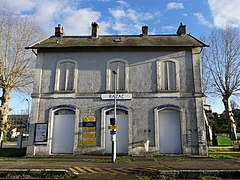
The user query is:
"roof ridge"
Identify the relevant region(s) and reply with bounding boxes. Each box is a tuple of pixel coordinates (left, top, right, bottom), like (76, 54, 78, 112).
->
(26, 34, 208, 49)
(50, 34, 182, 38)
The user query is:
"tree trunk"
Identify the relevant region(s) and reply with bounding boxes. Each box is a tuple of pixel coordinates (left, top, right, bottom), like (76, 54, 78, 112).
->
(222, 96, 237, 140)
(203, 109, 213, 142)
(0, 86, 11, 147)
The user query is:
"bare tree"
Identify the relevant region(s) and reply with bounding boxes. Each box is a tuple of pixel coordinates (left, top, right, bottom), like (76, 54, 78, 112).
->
(202, 26, 240, 140)
(230, 99, 239, 110)
(0, 7, 43, 145)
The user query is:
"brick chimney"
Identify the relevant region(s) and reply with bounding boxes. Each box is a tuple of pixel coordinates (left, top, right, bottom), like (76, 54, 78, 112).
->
(142, 25, 148, 36)
(55, 24, 64, 37)
(177, 22, 186, 35)
(91, 22, 99, 38)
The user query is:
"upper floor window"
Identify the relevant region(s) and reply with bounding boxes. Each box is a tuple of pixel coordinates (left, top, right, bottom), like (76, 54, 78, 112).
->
(162, 61, 176, 90)
(106, 59, 129, 91)
(55, 59, 78, 92)
(157, 60, 179, 91)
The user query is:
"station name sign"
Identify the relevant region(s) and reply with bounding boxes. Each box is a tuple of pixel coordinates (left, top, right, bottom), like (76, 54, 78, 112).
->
(101, 93, 132, 100)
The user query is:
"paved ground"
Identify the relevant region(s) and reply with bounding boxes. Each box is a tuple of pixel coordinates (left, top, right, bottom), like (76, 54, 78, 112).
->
(0, 155, 239, 179)
(0, 154, 240, 169)
(0, 144, 240, 179)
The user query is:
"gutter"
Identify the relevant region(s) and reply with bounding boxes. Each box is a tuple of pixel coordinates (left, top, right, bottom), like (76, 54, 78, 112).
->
(32, 50, 37, 56)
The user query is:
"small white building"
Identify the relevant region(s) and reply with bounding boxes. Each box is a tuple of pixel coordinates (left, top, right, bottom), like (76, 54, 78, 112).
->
(26, 23, 208, 156)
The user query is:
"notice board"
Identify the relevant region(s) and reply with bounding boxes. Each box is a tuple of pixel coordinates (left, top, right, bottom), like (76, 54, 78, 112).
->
(82, 116, 96, 145)
(34, 123, 48, 144)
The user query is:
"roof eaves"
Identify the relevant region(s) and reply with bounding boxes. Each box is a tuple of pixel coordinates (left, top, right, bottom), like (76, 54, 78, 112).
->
(25, 37, 50, 49)
(32, 45, 202, 50)
(187, 34, 209, 47)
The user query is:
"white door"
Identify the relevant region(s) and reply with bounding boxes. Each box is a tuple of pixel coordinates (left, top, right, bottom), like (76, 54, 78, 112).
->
(52, 114, 75, 154)
(159, 110, 182, 154)
(105, 114, 128, 154)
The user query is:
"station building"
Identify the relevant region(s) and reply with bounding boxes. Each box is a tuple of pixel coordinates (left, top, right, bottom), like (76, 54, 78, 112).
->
(26, 22, 208, 156)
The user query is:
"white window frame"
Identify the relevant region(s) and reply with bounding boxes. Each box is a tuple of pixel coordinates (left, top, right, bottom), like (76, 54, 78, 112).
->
(55, 59, 78, 92)
(156, 59, 180, 91)
(106, 58, 129, 92)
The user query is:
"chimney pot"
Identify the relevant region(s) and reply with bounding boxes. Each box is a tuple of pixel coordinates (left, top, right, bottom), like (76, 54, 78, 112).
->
(91, 22, 99, 38)
(142, 25, 148, 36)
(55, 24, 64, 37)
(177, 22, 186, 35)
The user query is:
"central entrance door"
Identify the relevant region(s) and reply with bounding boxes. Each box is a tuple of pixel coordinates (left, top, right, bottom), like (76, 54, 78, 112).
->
(105, 110, 128, 154)
(159, 109, 182, 154)
(52, 110, 75, 154)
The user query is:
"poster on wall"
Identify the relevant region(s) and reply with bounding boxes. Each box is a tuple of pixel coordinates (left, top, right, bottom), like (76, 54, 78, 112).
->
(34, 123, 48, 144)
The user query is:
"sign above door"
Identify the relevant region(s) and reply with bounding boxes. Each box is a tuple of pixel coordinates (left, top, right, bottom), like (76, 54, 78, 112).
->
(101, 93, 132, 100)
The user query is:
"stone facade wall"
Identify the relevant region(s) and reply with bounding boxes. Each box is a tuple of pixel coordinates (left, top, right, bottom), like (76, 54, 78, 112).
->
(27, 49, 208, 156)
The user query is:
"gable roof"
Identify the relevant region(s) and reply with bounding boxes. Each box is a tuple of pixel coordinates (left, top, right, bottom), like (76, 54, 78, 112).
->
(27, 34, 208, 50)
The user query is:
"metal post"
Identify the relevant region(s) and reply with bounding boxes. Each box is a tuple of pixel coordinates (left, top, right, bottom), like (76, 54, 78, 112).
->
(112, 70, 117, 163)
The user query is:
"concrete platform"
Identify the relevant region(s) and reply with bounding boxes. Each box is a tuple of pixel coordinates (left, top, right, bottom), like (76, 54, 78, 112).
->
(0, 155, 239, 179)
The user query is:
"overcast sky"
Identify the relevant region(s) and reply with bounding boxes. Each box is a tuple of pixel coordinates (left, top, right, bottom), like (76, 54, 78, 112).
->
(1, 0, 239, 114)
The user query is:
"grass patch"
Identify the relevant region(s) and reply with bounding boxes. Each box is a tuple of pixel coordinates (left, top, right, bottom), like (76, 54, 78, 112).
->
(115, 156, 136, 163)
(216, 136, 232, 146)
(208, 147, 240, 159)
(23, 155, 138, 164)
(152, 155, 193, 162)
(0, 148, 26, 157)
(136, 175, 151, 180)
(208, 148, 233, 153)
(208, 154, 235, 159)
(199, 175, 220, 180)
